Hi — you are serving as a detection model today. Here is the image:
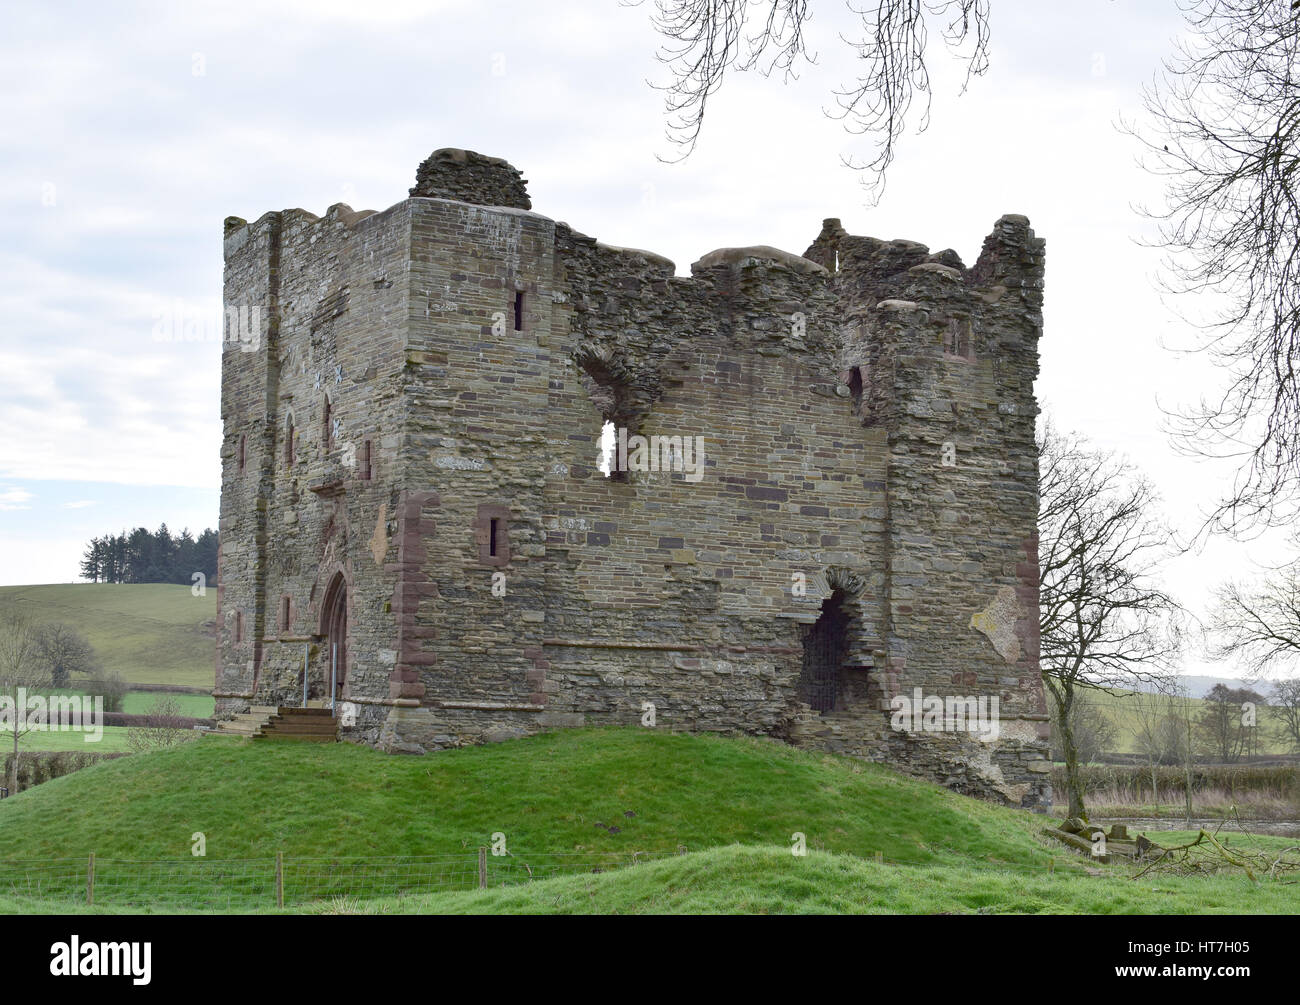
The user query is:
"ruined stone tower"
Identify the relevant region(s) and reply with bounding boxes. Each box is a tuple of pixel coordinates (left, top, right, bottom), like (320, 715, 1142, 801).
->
(217, 148, 1051, 809)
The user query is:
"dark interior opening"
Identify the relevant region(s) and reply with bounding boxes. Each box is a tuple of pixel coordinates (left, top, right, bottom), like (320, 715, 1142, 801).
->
(848, 367, 864, 416)
(799, 590, 850, 712)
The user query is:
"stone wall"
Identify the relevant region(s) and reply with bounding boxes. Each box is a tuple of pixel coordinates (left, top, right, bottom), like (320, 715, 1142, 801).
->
(218, 201, 413, 718)
(410, 148, 531, 210)
(219, 150, 1052, 811)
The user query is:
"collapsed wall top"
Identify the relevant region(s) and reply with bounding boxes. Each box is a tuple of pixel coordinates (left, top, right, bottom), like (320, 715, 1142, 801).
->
(409, 148, 532, 210)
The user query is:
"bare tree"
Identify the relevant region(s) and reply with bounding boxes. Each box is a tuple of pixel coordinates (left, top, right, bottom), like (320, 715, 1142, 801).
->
(0, 605, 49, 795)
(1038, 424, 1183, 820)
(1171, 684, 1199, 823)
(1131, 687, 1187, 803)
(1271, 677, 1300, 752)
(1048, 697, 1116, 765)
(33, 622, 97, 689)
(1134, 1, 1300, 532)
(1197, 682, 1266, 761)
(1210, 556, 1300, 675)
(638, 0, 992, 198)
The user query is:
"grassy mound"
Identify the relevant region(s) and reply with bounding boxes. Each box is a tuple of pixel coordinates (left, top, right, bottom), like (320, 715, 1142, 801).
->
(0, 729, 1292, 914)
(0, 728, 1051, 865)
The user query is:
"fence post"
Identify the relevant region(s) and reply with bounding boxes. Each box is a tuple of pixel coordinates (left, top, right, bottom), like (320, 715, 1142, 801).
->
(275, 851, 284, 909)
(478, 847, 487, 889)
(86, 852, 94, 906)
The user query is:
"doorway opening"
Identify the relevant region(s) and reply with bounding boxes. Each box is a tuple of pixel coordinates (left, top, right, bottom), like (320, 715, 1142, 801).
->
(799, 590, 850, 712)
(321, 572, 348, 706)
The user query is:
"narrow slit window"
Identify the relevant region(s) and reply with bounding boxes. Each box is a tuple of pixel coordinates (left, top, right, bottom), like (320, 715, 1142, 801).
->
(322, 395, 332, 450)
(476, 504, 509, 566)
(234, 610, 243, 643)
(360, 440, 372, 480)
(237, 434, 246, 473)
(848, 368, 864, 415)
(281, 596, 291, 632)
(513, 291, 524, 332)
(285, 414, 295, 468)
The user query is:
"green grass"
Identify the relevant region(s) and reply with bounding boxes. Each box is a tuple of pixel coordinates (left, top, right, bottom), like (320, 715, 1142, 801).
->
(332, 845, 1300, 915)
(0, 583, 215, 688)
(14, 689, 214, 719)
(6, 688, 212, 753)
(1, 841, 1295, 916)
(120, 692, 212, 717)
(10, 726, 136, 753)
(0, 728, 1055, 865)
(0, 728, 1296, 914)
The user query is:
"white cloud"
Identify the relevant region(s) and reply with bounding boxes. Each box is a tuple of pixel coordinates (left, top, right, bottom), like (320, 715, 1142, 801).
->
(0, 487, 34, 511)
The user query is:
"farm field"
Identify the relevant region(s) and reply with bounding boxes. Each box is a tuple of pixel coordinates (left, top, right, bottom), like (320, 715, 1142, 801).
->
(0, 583, 216, 688)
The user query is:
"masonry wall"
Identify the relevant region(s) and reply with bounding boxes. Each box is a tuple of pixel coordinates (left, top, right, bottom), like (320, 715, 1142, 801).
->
(219, 150, 1051, 811)
(218, 202, 413, 717)
(788, 217, 1051, 807)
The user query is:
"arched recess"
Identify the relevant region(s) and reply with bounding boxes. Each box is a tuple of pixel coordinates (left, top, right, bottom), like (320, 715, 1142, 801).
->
(574, 344, 656, 481)
(799, 590, 851, 712)
(318, 569, 349, 704)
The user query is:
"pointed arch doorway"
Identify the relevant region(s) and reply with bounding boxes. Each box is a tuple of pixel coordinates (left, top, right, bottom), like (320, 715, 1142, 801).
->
(320, 572, 348, 706)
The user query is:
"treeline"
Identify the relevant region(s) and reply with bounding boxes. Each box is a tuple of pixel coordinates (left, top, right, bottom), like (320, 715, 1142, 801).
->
(80, 525, 218, 585)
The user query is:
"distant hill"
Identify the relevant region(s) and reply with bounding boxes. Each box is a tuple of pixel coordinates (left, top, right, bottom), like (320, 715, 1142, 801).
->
(1174, 675, 1283, 698)
(1128, 674, 1289, 699)
(0, 583, 215, 688)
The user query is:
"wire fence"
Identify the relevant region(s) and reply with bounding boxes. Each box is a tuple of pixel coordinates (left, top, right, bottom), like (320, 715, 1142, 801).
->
(7, 828, 1291, 911)
(0, 849, 668, 911)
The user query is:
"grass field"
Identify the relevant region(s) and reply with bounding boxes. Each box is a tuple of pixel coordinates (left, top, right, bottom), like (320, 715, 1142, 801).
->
(9, 727, 137, 753)
(0, 728, 1295, 914)
(6, 688, 212, 754)
(1070, 689, 1293, 757)
(0, 583, 215, 688)
(10, 692, 213, 753)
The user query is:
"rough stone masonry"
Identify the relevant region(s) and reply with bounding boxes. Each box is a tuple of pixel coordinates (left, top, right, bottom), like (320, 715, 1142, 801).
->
(216, 147, 1052, 810)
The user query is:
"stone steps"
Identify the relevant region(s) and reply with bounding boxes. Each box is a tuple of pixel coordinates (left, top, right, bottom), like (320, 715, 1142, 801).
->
(260, 706, 337, 743)
(210, 704, 337, 740)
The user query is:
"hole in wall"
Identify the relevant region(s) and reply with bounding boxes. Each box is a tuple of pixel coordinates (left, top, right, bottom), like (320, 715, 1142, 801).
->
(799, 590, 851, 713)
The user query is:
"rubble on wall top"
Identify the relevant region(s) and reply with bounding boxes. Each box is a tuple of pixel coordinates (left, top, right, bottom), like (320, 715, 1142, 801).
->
(409, 147, 532, 211)
(593, 241, 675, 273)
(690, 245, 829, 277)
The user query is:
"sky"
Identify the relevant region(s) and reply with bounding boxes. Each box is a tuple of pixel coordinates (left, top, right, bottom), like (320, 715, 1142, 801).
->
(0, 0, 1293, 679)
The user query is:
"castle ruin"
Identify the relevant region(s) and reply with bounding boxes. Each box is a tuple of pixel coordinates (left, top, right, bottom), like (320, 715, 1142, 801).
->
(216, 147, 1052, 809)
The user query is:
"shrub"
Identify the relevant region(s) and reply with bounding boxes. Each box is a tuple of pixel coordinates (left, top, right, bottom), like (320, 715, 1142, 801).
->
(95, 671, 128, 713)
(126, 697, 195, 753)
